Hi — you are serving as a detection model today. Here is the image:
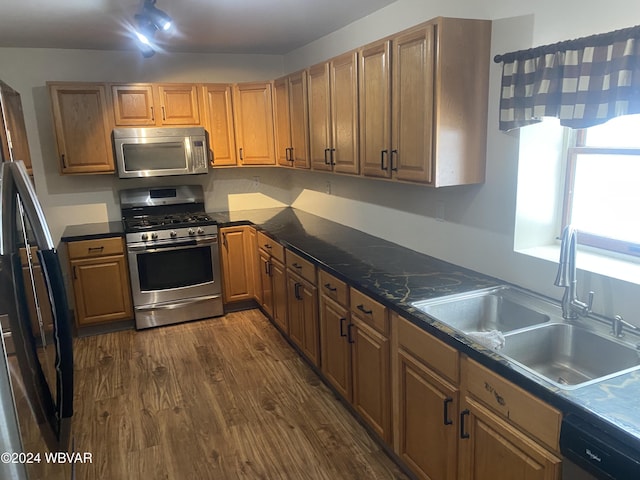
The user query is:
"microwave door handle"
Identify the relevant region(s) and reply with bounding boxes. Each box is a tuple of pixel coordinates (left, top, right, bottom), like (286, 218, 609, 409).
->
(8, 161, 54, 250)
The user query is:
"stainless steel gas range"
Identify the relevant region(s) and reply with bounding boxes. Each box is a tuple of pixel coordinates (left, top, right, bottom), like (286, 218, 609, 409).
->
(120, 185, 223, 329)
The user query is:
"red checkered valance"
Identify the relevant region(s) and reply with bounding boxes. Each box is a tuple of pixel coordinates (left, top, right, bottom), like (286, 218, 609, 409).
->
(495, 25, 640, 131)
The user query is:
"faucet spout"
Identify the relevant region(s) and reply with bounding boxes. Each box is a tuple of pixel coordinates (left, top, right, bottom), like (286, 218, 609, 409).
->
(554, 225, 594, 320)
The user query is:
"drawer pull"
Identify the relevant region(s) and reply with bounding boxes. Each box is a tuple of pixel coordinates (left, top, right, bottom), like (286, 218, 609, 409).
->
(339, 317, 347, 337)
(292, 262, 302, 269)
(88, 246, 104, 253)
(443, 397, 453, 426)
(357, 304, 373, 315)
(460, 409, 470, 439)
(324, 283, 337, 292)
(263, 243, 272, 249)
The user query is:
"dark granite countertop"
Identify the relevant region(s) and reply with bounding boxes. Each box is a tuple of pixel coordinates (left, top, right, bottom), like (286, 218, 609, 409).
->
(60, 221, 124, 242)
(63, 207, 640, 453)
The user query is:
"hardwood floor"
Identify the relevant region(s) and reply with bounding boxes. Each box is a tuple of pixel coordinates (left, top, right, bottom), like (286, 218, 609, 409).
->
(72, 309, 409, 479)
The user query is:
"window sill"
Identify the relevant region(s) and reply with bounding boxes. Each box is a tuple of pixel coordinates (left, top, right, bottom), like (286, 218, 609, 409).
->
(516, 244, 640, 286)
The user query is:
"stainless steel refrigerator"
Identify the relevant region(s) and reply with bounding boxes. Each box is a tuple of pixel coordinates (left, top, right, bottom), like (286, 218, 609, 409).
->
(1, 85, 74, 479)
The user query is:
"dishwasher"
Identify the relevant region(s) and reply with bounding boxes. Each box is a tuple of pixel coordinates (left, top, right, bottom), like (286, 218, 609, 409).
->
(560, 414, 640, 479)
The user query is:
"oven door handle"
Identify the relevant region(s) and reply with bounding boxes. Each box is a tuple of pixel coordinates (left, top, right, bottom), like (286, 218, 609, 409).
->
(128, 237, 217, 252)
(135, 295, 222, 311)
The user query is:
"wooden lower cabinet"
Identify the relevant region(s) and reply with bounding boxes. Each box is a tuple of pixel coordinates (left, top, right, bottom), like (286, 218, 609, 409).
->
(397, 349, 458, 480)
(220, 226, 253, 303)
(67, 237, 133, 327)
(286, 271, 319, 366)
(351, 316, 390, 442)
(319, 294, 352, 400)
(271, 259, 288, 332)
(258, 250, 274, 317)
(458, 397, 561, 480)
(257, 232, 287, 333)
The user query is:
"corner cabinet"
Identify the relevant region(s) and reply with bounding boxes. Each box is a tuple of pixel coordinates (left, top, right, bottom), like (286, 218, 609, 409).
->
(66, 237, 133, 327)
(273, 71, 310, 169)
(48, 82, 115, 174)
(232, 82, 276, 165)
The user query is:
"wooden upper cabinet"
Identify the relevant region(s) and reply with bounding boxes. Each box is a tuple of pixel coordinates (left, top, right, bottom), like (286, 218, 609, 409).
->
(308, 52, 359, 174)
(391, 25, 435, 184)
(232, 82, 276, 165)
(359, 40, 391, 179)
(48, 82, 115, 174)
(308, 62, 332, 171)
(0, 81, 32, 174)
(273, 76, 293, 167)
(288, 70, 310, 169)
(111, 83, 200, 126)
(201, 84, 237, 166)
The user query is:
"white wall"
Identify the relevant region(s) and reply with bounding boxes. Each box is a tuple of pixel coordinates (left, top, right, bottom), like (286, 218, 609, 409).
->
(283, 0, 640, 321)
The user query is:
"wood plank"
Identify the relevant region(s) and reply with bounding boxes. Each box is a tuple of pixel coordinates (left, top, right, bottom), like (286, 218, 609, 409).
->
(72, 309, 409, 479)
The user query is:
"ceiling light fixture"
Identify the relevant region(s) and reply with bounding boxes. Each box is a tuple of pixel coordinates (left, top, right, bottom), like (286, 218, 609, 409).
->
(133, 0, 173, 57)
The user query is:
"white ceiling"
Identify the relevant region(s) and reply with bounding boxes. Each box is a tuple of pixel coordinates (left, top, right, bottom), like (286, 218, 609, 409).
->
(0, 0, 398, 55)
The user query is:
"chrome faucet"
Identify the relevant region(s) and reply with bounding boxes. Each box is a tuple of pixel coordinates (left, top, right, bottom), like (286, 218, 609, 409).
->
(554, 225, 594, 320)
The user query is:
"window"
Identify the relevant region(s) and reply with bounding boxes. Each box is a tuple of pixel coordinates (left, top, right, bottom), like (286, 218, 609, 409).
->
(562, 114, 640, 257)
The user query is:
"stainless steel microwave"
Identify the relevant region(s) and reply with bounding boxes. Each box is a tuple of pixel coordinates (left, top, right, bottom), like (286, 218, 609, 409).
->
(113, 127, 209, 178)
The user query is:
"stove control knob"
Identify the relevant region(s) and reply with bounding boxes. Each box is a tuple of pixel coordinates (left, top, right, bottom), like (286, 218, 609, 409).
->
(188, 228, 195, 236)
(151, 232, 158, 240)
(197, 227, 205, 235)
(170, 231, 177, 238)
(141, 233, 148, 241)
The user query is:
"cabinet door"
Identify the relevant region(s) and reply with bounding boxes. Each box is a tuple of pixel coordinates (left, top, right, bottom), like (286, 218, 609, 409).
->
(287, 273, 319, 366)
(0, 81, 32, 173)
(352, 317, 390, 442)
(271, 259, 288, 333)
(220, 227, 252, 303)
(248, 227, 262, 304)
(201, 84, 237, 166)
(157, 84, 200, 125)
(392, 25, 435, 183)
(319, 294, 352, 401)
(458, 397, 561, 480)
(308, 63, 332, 171)
(288, 70, 310, 169)
(233, 82, 276, 165)
(259, 251, 274, 317)
(48, 83, 115, 174)
(273, 76, 292, 167)
(330, 51, 359, 175)
(70, 255, 133, 326)
(359, 40, 391, 179)
(111, 84, 156, 126)
(397, 349, 458, 480)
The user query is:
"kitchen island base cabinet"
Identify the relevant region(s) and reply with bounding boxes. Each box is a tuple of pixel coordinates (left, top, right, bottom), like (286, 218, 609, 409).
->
(67, 237, 133, 327)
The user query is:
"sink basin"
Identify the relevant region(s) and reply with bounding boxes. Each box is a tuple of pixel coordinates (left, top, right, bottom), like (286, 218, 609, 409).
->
(502, 323, 640, 389)
(411, 286, 551, 334)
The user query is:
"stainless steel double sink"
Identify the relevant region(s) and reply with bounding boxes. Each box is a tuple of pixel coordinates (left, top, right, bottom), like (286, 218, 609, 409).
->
(411, 286, 640, 389)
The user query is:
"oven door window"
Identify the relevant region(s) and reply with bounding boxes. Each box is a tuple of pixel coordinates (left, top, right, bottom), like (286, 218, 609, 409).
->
(137, 245, 213, 291)
(123, 141, 187, 172)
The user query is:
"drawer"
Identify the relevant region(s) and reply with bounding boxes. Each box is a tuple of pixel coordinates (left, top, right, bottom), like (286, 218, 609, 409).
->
(464, 356, 561, 452)
(286, 250, 316, 285)
(350, 288, 388, 336)
(396, 314, 459, 385)
(319, 269, 348, 307)
(67, 237, 124, 259)
(257, 231, 285, 263)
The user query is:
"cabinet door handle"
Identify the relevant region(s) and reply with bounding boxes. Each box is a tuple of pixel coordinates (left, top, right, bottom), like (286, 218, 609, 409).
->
(391, 149, 398, 172)
(294, 282, 303, 300)
(222, 233, 227, 247)
(330, 148, 336, 166)
(324, 283, 337, 292)
(324, 148, 331, 165)
(61, 154, 67, 168)
(161, 105, 166, 121)
(339, 317, 347, 337)
(73, 265, 78, 280)
(356, 304, 373, 315)
(239, 147, 244, 161)
(443, 397, 453, 425)
(460, 409, 470, 439)
(150, 106, 155, 122)
(265, 260, 272, 276)
(347, 323, 355, 344)
(380, 149, 388, 170)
